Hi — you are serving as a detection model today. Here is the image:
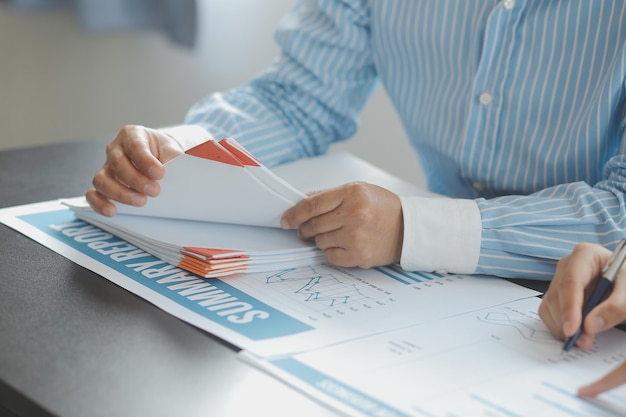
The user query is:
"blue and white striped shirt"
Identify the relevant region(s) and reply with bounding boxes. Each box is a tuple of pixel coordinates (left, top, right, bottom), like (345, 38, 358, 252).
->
(184, 0, 626, 280)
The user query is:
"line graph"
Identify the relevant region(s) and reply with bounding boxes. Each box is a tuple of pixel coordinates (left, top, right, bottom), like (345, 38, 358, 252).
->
(265, 266, 370, 307)
(223, 264, 397, 317)
(476, 311, 558, 344)
(224, 263, 475, 319)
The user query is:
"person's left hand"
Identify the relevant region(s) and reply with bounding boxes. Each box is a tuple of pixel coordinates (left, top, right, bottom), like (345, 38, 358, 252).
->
(280, 182, 403, 268)
(578, 361, 626, 397)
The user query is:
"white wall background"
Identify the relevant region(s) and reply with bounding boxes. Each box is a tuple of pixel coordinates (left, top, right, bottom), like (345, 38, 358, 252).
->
(0, 0, 424, 186)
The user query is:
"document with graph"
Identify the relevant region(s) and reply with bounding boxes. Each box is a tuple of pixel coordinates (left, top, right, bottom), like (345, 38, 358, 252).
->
(0, 148, 539, 358)
(62, 144, 437, 278)
(0, 201, 538, 358)
(61, 137, 316, 277)
(245, 296, 626, 417)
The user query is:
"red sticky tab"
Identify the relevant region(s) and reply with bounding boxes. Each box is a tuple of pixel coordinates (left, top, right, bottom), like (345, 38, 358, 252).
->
(178, 257, 212, 277)
(183, 246, 246, 259)
(185, 140, 243, 167)
(219, 137, 261, 167)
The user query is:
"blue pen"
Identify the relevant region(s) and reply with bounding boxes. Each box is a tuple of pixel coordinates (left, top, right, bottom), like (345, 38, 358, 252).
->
(562, 239, 626, 353)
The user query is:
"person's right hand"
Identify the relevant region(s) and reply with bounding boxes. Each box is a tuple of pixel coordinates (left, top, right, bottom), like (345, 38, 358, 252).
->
(538, 242, 626, 397)
(538, 243, 626, 350)
(86, 125, 184, 217)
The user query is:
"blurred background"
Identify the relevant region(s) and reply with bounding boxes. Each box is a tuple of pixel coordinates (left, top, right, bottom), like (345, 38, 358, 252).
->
(0, 0, 423, 185)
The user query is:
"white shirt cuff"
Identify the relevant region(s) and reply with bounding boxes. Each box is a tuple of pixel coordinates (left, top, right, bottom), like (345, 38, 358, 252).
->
(160, 124, 214, 151)
(399, 196, 481, 274)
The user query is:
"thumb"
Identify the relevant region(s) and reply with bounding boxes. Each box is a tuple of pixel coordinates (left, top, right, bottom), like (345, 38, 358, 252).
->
(584, 261, 626, 335)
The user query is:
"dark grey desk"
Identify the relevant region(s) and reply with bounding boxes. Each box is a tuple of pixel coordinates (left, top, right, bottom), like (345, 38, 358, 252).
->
(0, 139, 337, 417)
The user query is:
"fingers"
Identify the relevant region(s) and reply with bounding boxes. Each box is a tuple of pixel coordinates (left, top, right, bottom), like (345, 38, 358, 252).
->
(86, 125, 183, 216)
(85, 188, 117, 217)
(280, 182, 403, 268)
(538, 253, 582, 339)
(584, 267, 626, 334)
(314, 225, 378, 268)
(556, 258, 589, 337)
(112, 125, 165, 181)
(540, 243, 626, 398)
(539, 243, 610, 344)
(577, 248, 626, 351)
(578, 361, 626, 397)
(321, 239, 381, 268)
(281, 187, 344, 232)
(95, 149, 159, 203)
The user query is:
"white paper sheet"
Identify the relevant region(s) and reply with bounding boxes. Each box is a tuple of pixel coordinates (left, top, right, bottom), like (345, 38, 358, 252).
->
(112, 147, 438, 228)
(0, 200, 539, 358)
(62, 151, 435, 278)
(245, 297, 626, 417)
(114, 138, 306, 227)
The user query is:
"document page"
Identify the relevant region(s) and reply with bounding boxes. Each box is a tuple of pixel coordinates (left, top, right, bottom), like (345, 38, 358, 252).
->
(218, 262, 539, 357)
(246, 297, 626, 417)
(114, 138, 305, 228)
(0, 201, 539, 358)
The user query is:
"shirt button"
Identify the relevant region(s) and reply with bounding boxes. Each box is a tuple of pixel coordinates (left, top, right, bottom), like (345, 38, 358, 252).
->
(479, 92, 493, 106)
(473, 181, 485, 191)
(503, 0, 515, 10)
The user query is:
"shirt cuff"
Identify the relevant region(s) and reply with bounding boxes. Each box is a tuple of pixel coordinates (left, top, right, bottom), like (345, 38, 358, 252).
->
(160, 124, 214, 151)
(399, 196, 481, 274)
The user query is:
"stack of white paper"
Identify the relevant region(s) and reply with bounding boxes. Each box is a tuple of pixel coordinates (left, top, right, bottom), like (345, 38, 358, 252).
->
(65, 138, 434, 278)
(64, 137, 330, 277)
(114, 137, 306, 228)
(67, 201, 325, 277)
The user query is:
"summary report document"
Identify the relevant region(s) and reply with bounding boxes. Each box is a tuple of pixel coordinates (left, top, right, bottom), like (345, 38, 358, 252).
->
(2, 138, 625, 417)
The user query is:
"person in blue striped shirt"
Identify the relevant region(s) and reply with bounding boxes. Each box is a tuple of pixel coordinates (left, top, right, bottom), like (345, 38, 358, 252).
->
(540, 242, 626, 396)
(87, 1, 626, 282)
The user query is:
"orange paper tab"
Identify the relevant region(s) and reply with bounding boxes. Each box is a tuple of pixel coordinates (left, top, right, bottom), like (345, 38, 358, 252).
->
(185, 140, 243, 167)
(184, 246, 247, 259)
(219, 137, 261, 167)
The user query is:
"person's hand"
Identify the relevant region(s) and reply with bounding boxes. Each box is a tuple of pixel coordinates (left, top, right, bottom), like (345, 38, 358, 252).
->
(538, 243, 626, 349)
(86, 125, 184, 216)
(280, 182, 403, 268)
(578, 361, 626, 397)
(538, 242, 626, 396)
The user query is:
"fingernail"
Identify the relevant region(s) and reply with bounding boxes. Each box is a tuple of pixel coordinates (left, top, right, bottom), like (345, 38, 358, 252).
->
(148, 166, 160, 179)
(131, 194, 147, 207)
(144, 183, 158, 197)
(280, 218, 290, 229)
(587, 316, 605, 333)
